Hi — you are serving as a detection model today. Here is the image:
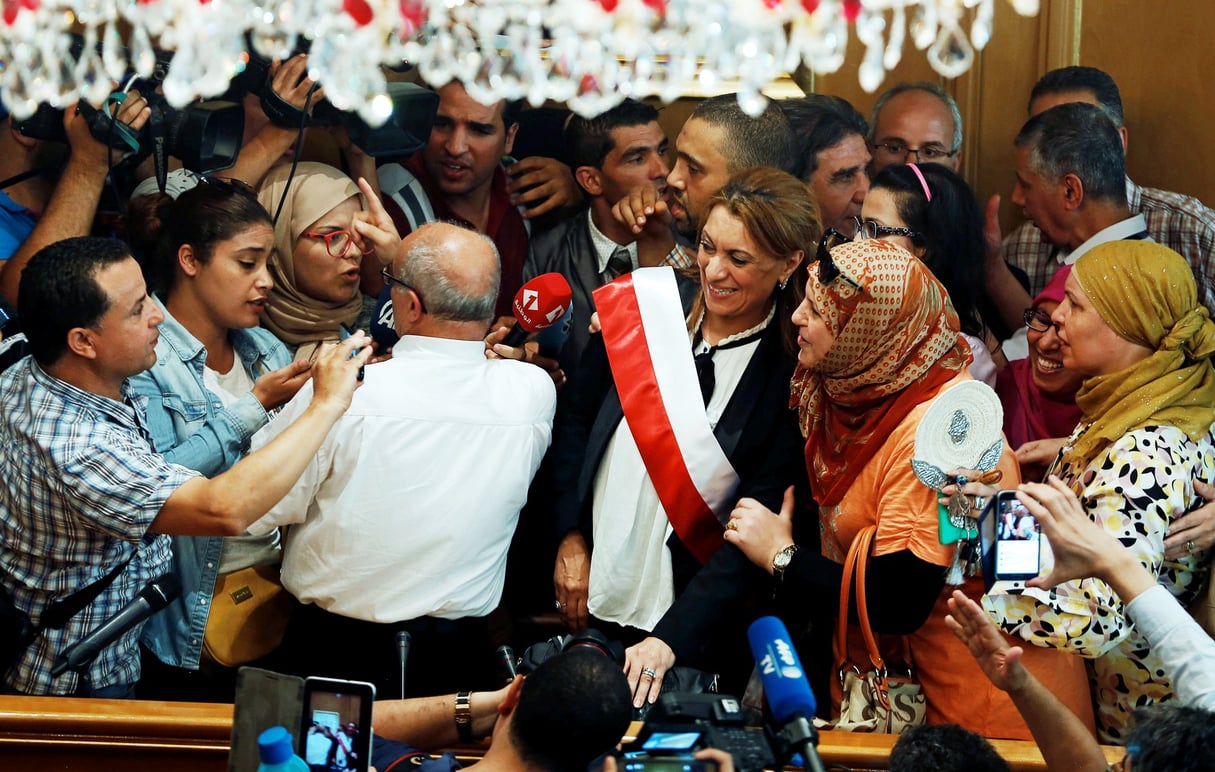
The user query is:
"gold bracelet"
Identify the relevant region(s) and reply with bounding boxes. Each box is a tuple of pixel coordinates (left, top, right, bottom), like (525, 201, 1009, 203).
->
(454, 691, 473, 743)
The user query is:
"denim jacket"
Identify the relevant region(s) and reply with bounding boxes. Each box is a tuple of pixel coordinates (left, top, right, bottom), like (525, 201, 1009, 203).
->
(131, 298, 292, 669)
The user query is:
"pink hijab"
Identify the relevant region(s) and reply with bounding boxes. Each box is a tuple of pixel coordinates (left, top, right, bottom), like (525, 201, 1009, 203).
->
(995, 266, 1083, 450)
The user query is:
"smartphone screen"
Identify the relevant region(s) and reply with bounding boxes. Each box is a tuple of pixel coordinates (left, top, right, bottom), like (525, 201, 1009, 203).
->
(301, 677, 375, 772)
(995, 495, 1041, 580)
(623, 761, 717, 772)
(641, 732, 702, 752)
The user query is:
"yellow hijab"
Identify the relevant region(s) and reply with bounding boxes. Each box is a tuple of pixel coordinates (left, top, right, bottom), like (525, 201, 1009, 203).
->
(1069, 240, 1215, 470)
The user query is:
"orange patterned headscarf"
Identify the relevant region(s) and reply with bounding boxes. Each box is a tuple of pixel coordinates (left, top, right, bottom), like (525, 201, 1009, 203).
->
(791, 239, 971, 506)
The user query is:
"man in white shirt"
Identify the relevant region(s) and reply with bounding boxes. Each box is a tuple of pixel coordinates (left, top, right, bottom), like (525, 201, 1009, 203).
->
(252, 222, 557, 698)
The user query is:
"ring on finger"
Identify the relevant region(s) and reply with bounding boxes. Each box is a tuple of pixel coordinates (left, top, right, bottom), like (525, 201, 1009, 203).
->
(554, 600, 564, 611)
(1187, 539, 1197, 554)
(726, 519, 738, 531)
(641, 667, 657, 679)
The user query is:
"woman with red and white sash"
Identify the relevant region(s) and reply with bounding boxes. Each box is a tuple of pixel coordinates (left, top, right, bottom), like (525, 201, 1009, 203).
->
(550, 168, 817, 707)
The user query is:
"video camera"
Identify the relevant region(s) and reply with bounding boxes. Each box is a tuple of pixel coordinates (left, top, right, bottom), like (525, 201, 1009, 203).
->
(234, 43, 438, 159)
(622, 693, 776, 772)
(16, 40, 243, 174)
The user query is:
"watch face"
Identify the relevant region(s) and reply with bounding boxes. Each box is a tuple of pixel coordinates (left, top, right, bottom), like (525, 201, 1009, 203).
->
(773, 545, 798, 572)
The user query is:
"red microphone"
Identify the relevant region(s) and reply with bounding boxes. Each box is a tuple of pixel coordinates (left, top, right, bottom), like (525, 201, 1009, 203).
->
(501, 273, 574, 347)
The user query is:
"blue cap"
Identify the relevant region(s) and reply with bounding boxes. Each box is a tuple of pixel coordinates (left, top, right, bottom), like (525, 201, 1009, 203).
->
(258, 725, 296, 765)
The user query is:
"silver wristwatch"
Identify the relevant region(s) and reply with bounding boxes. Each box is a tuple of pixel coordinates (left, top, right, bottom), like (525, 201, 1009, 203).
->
(772, 544, 800, 581)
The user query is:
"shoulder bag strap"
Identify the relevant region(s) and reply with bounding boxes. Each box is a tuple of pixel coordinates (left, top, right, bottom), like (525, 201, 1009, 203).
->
(38, 552, 136, 631)
(835, 526, 877, 675)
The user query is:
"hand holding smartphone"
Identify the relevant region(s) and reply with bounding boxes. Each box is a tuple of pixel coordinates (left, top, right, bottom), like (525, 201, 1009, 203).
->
(979, 490, 1042, 589)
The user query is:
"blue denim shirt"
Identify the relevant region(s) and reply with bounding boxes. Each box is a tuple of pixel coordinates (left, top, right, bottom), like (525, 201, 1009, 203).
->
(130, 298, 292, 669)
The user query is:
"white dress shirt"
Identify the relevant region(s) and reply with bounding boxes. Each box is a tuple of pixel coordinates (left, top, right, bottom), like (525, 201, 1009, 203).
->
(250, 335, 556, 622)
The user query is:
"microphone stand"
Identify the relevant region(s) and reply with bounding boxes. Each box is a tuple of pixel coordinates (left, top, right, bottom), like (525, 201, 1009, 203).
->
(770, 714, 827, 772)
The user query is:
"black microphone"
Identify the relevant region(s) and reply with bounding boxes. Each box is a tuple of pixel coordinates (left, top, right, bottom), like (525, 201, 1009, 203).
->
(396, 630, 412, 699)
(51, 573, 181, 678)
(495, 644, 518, 684)
(747, 616, 827, 772)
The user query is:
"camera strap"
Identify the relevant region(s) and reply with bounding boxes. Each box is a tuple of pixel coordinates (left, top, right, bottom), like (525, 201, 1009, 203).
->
(148, 104, 170, 197)
(0, 168, 43, 192)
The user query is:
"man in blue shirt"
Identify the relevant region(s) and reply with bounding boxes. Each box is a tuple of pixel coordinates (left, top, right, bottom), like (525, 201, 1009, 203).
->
(0, 236, 370, 696)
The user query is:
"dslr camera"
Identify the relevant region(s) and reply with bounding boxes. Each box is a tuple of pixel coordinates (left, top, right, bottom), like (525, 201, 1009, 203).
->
(17, 39, 243, 174)
(621, 693, 775, 772)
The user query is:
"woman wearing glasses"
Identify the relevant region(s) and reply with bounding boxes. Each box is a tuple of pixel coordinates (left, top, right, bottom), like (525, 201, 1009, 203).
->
(854, 162, 1007, 386)
(993, 266, 1085, 480)
(551, 168, 813, 707)
(724, 238, 1092, 738)
(257, 162, 377, 362)
(978, 241, 1215, 743)
(127, 180, 313, 700)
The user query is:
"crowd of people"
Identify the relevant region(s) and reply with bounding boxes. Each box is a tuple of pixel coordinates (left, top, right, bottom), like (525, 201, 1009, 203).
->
(1, 55, 1214, 772)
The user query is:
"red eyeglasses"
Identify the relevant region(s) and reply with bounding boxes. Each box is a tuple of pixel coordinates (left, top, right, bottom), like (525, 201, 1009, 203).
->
(301, 229, 375, 259)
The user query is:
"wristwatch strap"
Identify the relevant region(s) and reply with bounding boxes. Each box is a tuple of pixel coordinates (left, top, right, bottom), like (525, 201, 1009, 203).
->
(454, 691, 473, 743)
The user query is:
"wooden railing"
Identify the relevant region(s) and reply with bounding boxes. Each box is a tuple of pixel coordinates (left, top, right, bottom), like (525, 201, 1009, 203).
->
(0, 696, 1123, 771)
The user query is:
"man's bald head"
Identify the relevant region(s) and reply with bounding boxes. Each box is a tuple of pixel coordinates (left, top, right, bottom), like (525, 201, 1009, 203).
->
(391, 221, 500, 329)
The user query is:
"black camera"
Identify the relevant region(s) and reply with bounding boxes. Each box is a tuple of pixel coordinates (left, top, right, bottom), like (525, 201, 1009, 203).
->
(237, 44, 437, 159)
(15, 43, 244, 174)
(623, 693, 775, 772)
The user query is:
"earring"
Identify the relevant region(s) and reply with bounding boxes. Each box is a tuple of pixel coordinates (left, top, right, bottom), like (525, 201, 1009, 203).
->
(779, 277, 788, 291)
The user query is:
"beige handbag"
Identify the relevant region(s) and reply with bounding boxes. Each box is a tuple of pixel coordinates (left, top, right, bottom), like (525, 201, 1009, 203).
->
(831, 526, 927, 733)
(202, 564, 292, 667)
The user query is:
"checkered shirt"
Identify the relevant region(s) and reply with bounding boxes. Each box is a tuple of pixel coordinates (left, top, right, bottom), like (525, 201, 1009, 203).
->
(0, 357, 198, 695)
(1004, 178, 1215, 313)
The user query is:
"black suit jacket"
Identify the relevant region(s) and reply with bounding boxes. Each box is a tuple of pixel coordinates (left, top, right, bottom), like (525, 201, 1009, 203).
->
(525, 211, 607, 376)
(550, 279, 809, 661)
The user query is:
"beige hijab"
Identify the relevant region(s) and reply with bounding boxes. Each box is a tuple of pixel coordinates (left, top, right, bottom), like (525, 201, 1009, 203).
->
(256, 162, 363, 350)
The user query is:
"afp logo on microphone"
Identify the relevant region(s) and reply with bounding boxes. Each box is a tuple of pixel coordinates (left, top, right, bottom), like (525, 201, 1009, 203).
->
(758, 637, 802, 680)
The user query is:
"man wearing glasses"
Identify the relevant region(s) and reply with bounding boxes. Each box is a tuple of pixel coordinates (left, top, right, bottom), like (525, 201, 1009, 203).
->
(248, 221, 556, 700)
(867, 81, 963, 176)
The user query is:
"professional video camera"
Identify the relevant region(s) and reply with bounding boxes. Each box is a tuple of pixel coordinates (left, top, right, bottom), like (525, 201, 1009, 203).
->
(234, 44, 438, 159)
(622, 693, 777, 772)
(16, 42, 243, 175)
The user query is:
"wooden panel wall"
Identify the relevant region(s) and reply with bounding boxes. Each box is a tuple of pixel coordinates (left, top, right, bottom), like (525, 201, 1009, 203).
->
(1080, 0, 1215, 205)
(653, 0, 1212, 235)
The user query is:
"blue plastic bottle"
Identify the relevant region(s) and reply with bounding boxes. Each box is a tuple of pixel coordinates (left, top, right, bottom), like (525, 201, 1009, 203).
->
(257, 725, 309, 772)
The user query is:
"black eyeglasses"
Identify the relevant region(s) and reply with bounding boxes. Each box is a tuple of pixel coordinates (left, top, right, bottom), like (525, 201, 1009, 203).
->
(816, 228, 863, 290)
(852, 217, 922, 242)
(381, 268, 428, 314)
(870, 141, 959, 163)
(1023, 307, 1056, 332)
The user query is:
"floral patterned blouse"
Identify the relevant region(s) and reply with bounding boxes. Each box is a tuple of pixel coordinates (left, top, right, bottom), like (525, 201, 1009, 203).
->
(984, 423, 1214, 743)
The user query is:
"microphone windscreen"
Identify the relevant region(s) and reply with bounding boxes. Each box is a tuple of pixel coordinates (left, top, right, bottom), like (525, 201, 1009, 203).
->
(511, 273, 574, 333)
(747, 615, 816, 722)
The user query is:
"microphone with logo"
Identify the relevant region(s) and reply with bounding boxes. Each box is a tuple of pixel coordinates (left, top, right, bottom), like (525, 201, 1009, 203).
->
(747, 616, 827, 772)
(500, 273, 574, 348)
(51, 573, 181, 678)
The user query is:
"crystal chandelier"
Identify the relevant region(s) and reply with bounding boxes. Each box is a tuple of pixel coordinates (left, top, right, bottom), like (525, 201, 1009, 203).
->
(0, 0, 1040, 123)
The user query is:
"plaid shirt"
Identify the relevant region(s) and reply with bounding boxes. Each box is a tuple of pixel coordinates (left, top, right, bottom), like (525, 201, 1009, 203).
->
(0, 357, 197, 695)
(1004, 178, 1215, 312)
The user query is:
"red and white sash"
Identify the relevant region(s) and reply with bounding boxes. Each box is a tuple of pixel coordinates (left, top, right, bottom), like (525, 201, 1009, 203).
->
(593, 267, 740, 564)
